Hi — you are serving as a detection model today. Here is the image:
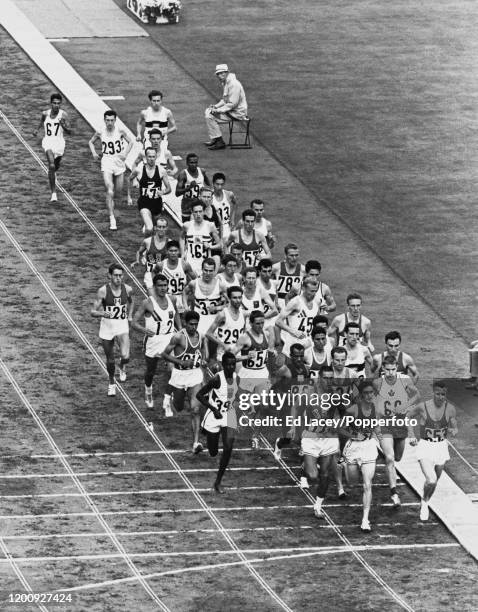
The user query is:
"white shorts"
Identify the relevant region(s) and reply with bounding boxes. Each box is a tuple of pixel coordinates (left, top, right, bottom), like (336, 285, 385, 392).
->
(343, 438, 378, 466)
(101, 155, 126, 176)
(144, 333, 173, 358)
(202, 407, 237, 433)
(168, 366, 204, 389)
(42, 136, 65, 158)
(281, 332, 312, 357)
(301, 436, 339, 458)
(237, 367, 270, 393)
(99, 318, 129, 341)
(415, 439, 450, 466)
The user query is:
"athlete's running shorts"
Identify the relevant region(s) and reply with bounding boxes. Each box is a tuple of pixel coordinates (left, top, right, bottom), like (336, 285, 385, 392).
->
(415, 439, 449, 466)
(201, 406, 237, 433)
(343, 438, 378, 466)
(99, 318, 129, 341)
(42, 136, 65, 158)
(169, 366, 204, 389)
(301, 436, 339, 458)
(144, 333, 173, 358)
(101, 156, 126, 176)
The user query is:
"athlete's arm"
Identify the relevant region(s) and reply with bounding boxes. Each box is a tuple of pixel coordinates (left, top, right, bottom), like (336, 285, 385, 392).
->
(126, 285, 135, 322)
(202, 171, 211, 188)
(166, 109, 177, 136)
(159, 168, 172, 196)
(119, 130, 133, 160)
(259, 287, 278, 319)
(228, 191, 238, 227)
(230, 333, 251, 362)
(363, 347, 374, 376)
(184, 261, 198, 281)
(88, 132, 102, 160)
(256, 231, 271, 260)
(131, 237, 149, 268)
(447, 404, 458, 437)
(161, 333, 188, 367)
(91, 287, 111, 318)
(370, 353, 382, 377)
(275, 298, 306, 338)
(180, 223, 188, 259)
(131, 298, 154, 336)
(406, 401, 425, 443)
(182, 279, 195, 311)
(136, 109, 146, 141)
(175, 170, 187, 197)
(209, 224, 222, 250)
(165, 150, 178, 177)
(205, 311, 227, 349)
(405, 378, 420, 406)
(403, 352, 419, 383)
(59, 111, 72, 135)
(327, 315, 340, 340)
(129, 165, 141, 183)
(171, 297, 182, 330)
(264, 219, 276, 249)
(362, 317, 374, 352)
(322, 282, 337, 313)
(33, 112, 46, 137)
(225, 230, 238, 250)
(196, 376, 221, 416)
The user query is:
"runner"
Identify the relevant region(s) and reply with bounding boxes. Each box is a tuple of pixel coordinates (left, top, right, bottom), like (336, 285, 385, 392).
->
(374, 355, 420, 507)
(152, 239, 196, 305)
(136, 89, 177, 145)
(88, 110, 133, 230)
(161, 311, 208, 453)
(341, 380, 381, 531)
(304, 326, 333, 381)
(206, 286, 246, 361)
(91, 264, 134, 396)
(275, 278, 319, 356)
(197, 352, 240, 493)
(227, 209, 270, 267)
(343, 322, 373, 378)
(241, 267, 277, 325)
(132, 273, 180, 409)
(175, 153, 211, 224)
(408, 380, 458, 521)
(288, 260, 336, 314)
(181, 200, 221, 275)
(328, 293, 374, 351)
(33, 93, 72, 202)
(131, 216, 169, 294)
(211, 172, 237, 244)
(218, 254, 242, 288)
(371, 330, 419, 383)
(272, 243, 305, 309)
(129, 147, 171, 235)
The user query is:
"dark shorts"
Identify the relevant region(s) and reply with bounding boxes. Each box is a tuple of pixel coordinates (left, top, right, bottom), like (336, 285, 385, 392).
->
(138, 197, 163, 216)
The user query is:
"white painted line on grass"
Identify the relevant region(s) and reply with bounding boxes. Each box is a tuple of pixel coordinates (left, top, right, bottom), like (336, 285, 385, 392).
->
(0, 217, 292, 612)
(0, 502, 421, 521)
(3, 542, 459, 564)
(0, 448, 286, 459)
(1, 522, 438, 541)
(0, 358, 169, 612)
(448, 441, 478, 477)
(99, 95, 125, 101)
(46, 38, 70, 42)
(0, 484, 297, 499)
(0, 538, 49, 612)
(56, 543, 459, 594)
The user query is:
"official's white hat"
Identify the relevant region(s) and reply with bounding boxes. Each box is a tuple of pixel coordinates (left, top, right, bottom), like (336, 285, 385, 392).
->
(215, 64, 229, 74)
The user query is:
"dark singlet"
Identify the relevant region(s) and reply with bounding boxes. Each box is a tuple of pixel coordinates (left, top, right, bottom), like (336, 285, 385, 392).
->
(379, 351, 407, 376)
(241, 331, 268, 370)
(176, 329, 202, 370)
(348, 402, 376, 440)
(276, 262, 302, 300)
(238, 230, 262, 267)
(138, 164, 163, 214)
(420, 401, 449, 442)
(145, 237, 167, 272)
(336, 313, 365, 346)
(102, 284, 128, 320)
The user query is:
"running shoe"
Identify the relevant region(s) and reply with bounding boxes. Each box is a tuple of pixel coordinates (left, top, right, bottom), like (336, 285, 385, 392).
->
(145, 391, 154, 409)
(313, 500, 323, 518)
(251, 436, 260, 450)
(391, 493, 401, 507)
(107, 383, 116, 397)
(109, 216, 117, 231)
(420, 500, 429, 521)
(299, 476, 309, 489)
(119, 368, 127, 382)
(360, 519, 371, 532)
(163, 396, 173, 417)
(50, 192, 58, 202)
(193, 442, 203, 455)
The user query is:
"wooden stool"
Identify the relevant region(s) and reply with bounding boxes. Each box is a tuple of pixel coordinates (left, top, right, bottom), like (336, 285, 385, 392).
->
(227, 115, 252, 149)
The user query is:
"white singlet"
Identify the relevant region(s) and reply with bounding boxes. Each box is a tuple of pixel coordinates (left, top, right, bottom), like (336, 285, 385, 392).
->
(281, 295, 319, 356)
(100, 126, 126, 175)
(42, 109, 65, 157)
(144, 295, 175, 358)
(184, 220, 214, 274)
(201, 371, 238, 432)
(194, 278, 222, 335)
(215, 307, 246, 359)
(212, 190, 233, 239)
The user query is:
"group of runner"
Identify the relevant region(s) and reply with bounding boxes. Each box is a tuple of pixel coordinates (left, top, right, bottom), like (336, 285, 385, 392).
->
(37, 91, 459, 532)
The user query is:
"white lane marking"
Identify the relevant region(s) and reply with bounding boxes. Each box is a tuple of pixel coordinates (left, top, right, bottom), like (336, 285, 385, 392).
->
(0, 359, 169, 612)
(45, 38, 70, 42)
(0, 216, 292, 612)
(56, 543, 459, 594)
(0, 538, 49, 612)
(448, 441, 478, 477)
(1, 523, 439, 541)
(2, 543, 459, 564)
(99, 95, 125, 100)
(0, 502, 421, 521)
